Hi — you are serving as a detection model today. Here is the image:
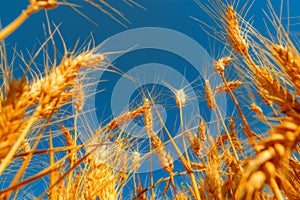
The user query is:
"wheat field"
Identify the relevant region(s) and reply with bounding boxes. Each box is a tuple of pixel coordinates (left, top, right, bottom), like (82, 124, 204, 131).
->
(0, 0, 299, 199)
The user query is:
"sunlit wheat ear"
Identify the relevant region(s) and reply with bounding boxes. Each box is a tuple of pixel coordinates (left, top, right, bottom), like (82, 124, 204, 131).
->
(225, 6, 300, 117)
(214, 57, 243, 94)
(255, 67, 300, 115)
(161, 81, 187, 108)
(107, 104, 148, 130)
(271, 44, 300, 93)
(198, 117, 206, 142)
(83, 157, 118, 200)
(19, 139, 31, 159)
(226, 5, 248, 55)
(0, 50, 106, 175)
(73, 80, 84, 113)
(175, 89, 187, 108)
(143, 98, 174, 173)
(205, 79, 216, 109)
(205, 136, 223, 200)
(175, 191, 189, 200)
(132, 151, 141, 171)
(237, 117, 300, 200)
(150, 134, 174, 173)
(60, 125, 77, 166)
(187, 130, 202, 158)
(250, 103, 270, 126)
(214, 56, 233, 75)
(222, 150, 243, 197)
(215, 80, 243, 94)
(199, 179, 207, 199)
(229, 119, 243, 153)
(135, 176, 147, 200)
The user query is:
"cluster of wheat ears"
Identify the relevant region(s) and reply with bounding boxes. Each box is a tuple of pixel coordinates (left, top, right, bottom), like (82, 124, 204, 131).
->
(0, 0, 299, 199)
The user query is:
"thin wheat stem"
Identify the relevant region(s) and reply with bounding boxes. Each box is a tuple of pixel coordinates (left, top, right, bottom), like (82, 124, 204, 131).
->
(0, 1, 58, 40)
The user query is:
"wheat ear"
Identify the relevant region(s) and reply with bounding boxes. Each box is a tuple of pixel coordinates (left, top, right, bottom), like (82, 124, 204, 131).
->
(0, 50, 105, 175)
(205, 79, 216, 109)
(271, 44, 300, 94)
(215, 80, 243, 94)
(236, 117, 300, 199)
(226, 5, 248, 55)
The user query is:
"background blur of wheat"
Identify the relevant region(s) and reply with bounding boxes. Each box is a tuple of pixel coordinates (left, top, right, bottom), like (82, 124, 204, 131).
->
(0, 0, 299, 199)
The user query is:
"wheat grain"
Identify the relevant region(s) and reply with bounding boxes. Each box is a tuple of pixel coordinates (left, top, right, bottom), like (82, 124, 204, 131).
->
(236, 117, 300, 199)
(60, 125, 77, 165)
(271, 44, 300, 94)
(214, 57, 233, 75)
(226, 5, 248, 55)
(175, 192, 189, 200)
(175, 88, 186, 108)
(199, 118, 206, 141)
(205, 79, 216, 109)
(73, 80, 84, 113)
(187, 131, 202, 158)
(107, 104, 148, 130)
(0, 50, 106, 175)
(215, 80, 242, 94)
(151, 134, 174, 173)
(143, 98, 174, 173)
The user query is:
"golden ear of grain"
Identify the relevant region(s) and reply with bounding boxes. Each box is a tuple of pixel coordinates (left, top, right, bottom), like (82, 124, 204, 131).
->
(30, 0, 58, 10)
(215, 134, 229, 148)
(19, 139, 31, 154)
(135, 176, 147, 200)
(255, 67, 300, 115)
(143, 98, 174, 172)
(205, 79, 216, 109)
(214, 57, 233, 75)
(271, 44, 300, 93)
(0, 49, 106, 175)
(199, 118, 207, 141)
(151, 134, 174, 173)
(229, 119, 243, 153)
(226, 5, 248, 55)
(175, 89, 186, 108)
(187, 131, 202, 158)
(132, 151, 141, 171)
(83, 163, 117, 200)
(175, 192, 189, 200)
(60, 125, 77, 165)
(250, 103, 263, 115)
(205, 141, 223, 200)
(215, 80, 242, 94)
(73, 80, 84, 113)
(107, 104, 148, 130)
(0, 78, 29, 163)
(143, 98, 154, 135)
(237, 117, 300, 199)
